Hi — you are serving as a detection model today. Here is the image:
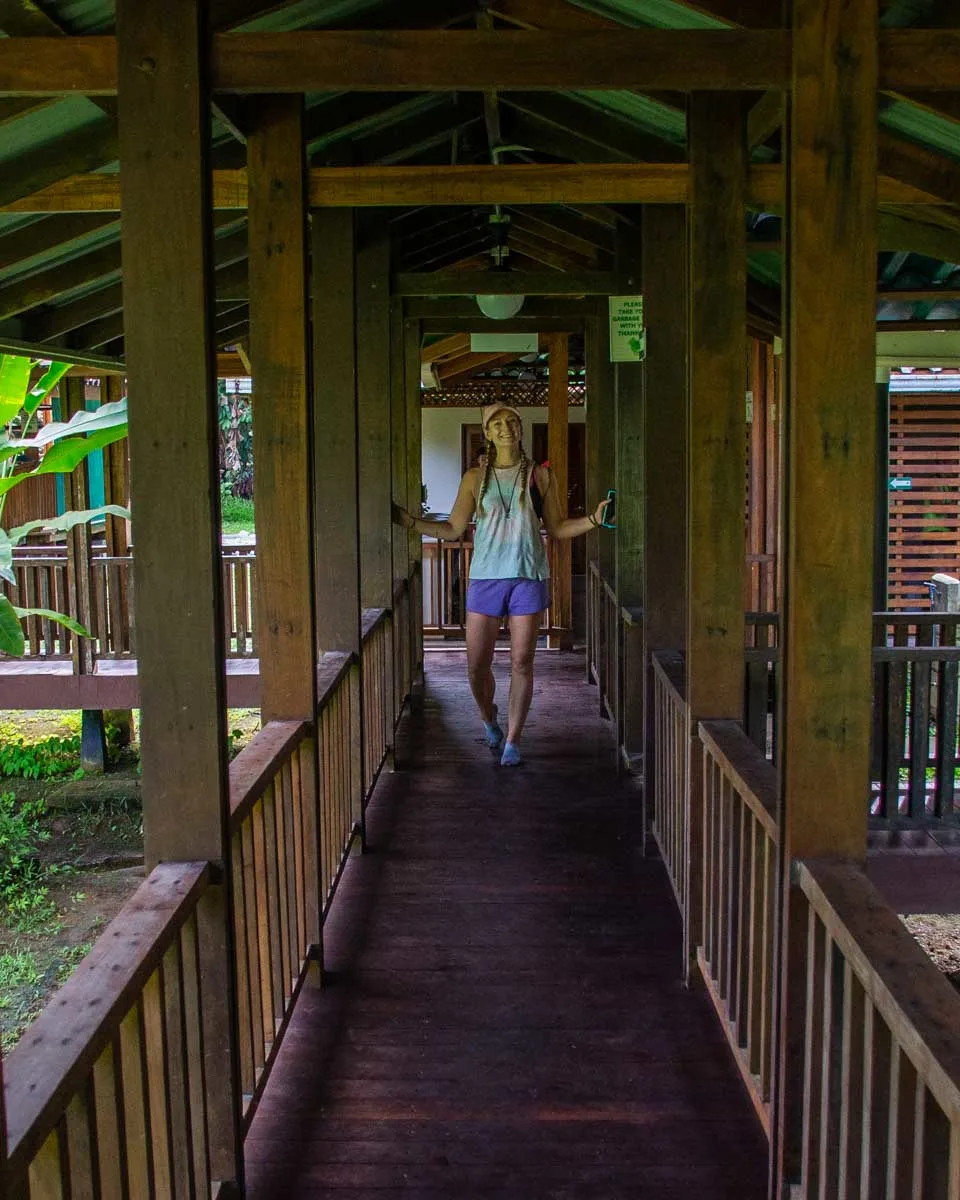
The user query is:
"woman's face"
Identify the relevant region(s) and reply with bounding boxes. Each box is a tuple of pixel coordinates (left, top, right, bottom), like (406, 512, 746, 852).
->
(486, 412, 521, 451)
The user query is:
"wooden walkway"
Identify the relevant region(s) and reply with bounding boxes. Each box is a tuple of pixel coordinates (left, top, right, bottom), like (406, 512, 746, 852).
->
(245, 652, 768, 1199)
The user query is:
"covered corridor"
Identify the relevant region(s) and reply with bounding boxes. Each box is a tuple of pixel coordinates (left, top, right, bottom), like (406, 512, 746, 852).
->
(244, 652, 768, 1199)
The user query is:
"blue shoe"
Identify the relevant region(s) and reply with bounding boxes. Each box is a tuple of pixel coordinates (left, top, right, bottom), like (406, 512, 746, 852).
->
(500, 742, 522, 767)
(483, 705, 503, 751)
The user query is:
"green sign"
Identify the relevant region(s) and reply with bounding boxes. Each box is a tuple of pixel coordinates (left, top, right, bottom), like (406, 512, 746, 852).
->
(889, 477, 913, 491)
(608, 295, 645, 363)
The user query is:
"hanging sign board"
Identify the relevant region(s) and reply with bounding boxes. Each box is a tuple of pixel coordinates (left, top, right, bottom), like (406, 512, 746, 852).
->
(609, 295, 645, 362)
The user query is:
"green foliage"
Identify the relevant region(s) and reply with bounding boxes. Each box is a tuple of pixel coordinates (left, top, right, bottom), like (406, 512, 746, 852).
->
(0, 355, 131, 655)
(218, 380, 253, 500)
(220, 490, 255, 534)
(0, 734, 81, 780)
(0, 950, 40, 991)
(0, 791, 54, 929)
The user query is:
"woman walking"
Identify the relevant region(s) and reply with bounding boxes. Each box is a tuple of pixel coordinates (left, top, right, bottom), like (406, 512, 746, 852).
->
(393, 403, 612, 766)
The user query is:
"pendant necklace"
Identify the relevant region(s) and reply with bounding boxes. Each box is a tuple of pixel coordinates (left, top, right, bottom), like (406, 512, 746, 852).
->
(493, 463, 523, 517)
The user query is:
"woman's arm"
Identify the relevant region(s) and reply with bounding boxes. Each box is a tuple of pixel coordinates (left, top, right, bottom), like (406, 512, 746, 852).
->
(392, 470, 478, 541)
(538, 466, 611, 541)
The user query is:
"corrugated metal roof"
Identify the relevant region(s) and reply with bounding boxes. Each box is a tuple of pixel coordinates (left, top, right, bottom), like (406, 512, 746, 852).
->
(0, 98, 109, 166)
(881, 100, 960, 165)
(34, 0, 114, 34)
(0, 222, 119, 289)
(569, 90, 686, 145)
(235, 0, 383, 32)
(572, 0, 728, 28)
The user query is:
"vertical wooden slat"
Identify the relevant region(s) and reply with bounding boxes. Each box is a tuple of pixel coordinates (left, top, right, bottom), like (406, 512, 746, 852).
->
(686, 92, 746, 975)
(404, 315, 423, 678)
(118, 1001, 152, 1198)
(777, 0, 878, 1188)
(180, 912, 211, 1199)
(162, 937, 193, 1198)
(63, 1088, 96, 1200)
(838, 962, 866, 1200)
(62, 376, 96, 676)
(92, 1040, 125, 1198)
(116, 0, 241, 1186)
(142, 967, 173, 1199)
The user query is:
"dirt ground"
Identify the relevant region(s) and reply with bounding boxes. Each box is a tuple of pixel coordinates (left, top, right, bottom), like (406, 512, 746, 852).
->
(0, 708, 260, 1050)
(902, 915, 960, 991)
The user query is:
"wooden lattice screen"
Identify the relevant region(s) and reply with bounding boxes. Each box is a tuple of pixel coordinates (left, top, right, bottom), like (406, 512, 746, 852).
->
(888, 389, 960, 610)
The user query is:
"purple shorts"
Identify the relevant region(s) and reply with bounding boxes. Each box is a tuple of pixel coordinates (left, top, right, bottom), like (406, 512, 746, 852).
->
(466, 578, 549, 618)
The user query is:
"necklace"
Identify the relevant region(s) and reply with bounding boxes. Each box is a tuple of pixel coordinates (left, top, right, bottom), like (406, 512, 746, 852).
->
(493, 464, 523, 517)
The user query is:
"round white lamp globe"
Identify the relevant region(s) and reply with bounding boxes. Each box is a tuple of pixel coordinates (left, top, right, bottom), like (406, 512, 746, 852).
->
(476, 293, 525, 319)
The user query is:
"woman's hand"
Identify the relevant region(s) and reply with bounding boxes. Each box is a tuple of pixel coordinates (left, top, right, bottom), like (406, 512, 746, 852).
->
(392, 502, 414, 529)
(593, 497, 612, 528)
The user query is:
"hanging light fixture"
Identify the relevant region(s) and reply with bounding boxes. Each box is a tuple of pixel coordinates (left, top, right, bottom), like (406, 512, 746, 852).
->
(476, 208, 524, 319)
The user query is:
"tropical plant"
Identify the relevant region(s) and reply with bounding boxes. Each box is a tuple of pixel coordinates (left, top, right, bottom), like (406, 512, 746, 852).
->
(0, 354, 130, 656)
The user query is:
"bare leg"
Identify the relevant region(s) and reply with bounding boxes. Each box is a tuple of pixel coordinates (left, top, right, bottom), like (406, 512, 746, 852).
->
(506, 611, 542, 745)
(465, 611, 501, 722)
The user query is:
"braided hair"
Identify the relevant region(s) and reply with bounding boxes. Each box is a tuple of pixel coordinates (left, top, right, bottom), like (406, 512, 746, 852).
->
(476, 438, 530, 518)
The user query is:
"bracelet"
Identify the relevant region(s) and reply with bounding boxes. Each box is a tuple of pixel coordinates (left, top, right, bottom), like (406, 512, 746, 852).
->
(588, 513, 598, 527)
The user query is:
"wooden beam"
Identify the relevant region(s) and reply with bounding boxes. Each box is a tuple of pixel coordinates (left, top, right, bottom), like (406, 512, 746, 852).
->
(686, 92, 747, 970)
(0, 332, 123, 371)
(0, 214, 117, 273)
(213, 30, 790, 92)
(776, 0, 878, 1187)
(393, 269, 616, 296)
(3, 163, 947, 214)
(248, 94, 316, 723)
(878, 129, 960, 207)
(116, 0, 242, 1188)
(2, 29, 959, 96)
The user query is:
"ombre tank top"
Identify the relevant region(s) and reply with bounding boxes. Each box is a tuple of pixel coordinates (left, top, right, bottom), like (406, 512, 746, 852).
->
(470, 464, 550, 582)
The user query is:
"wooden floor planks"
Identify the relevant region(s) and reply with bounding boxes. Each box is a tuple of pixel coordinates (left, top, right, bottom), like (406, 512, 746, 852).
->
(245, 651, 768, 1199)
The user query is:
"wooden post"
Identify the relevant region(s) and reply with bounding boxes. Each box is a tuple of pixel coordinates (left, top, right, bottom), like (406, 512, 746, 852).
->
(102, 375, 129, 556)
(116, 0, 243, 1189)
(404, 315, 424, 692)
(545, 332, 572, 650)
(775, 0, 877, 1188)
(248, 97, 321, 970)
(874, 372, 891, 612)
(390, 299, 409, 727)
(585, 298, 614, 697)
(642, 206, 688, 783)
(686, 94, 747, 975)
(248, 96, 316, 723)
(614, 220, 644, 761)
(312, 207, 364, 837)
(356, 223, 396, 757)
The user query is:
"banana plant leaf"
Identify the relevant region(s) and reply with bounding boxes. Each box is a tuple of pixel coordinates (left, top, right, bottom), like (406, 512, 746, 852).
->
(24, 360, 71, 421)
(0, 355, 32, 428)
(0, 594, 91, 657)
(7, 504, 130, 546)
(0, 399, 128, 497)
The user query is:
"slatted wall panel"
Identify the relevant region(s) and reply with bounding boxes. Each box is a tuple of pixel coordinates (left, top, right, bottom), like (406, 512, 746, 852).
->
(888, 391, 960, 610)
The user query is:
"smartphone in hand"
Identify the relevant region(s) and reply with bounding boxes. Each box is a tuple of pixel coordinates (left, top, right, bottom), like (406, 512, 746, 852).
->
(602, 488, 617, 528)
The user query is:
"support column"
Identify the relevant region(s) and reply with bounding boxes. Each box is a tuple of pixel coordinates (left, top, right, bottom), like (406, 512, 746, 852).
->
(101, 374, 133, 748)
(874, 371, 891, 613)
(312, 208, 364, 836)
(546, 332, 572, 649)
(775, 0, 877, 1187)
(390, 299, 410, 726)
(686, 94, 747, 973)
(248, 97, 316, 722)
(117, 0, 242, 1189)
(356, 223, 396, 757)
(404, 315, 424, 691)
(615, 220, 644, 761)
(642, 206, 688, 778)
(248, 97, 321, 967)
(585, 298, 614, 696)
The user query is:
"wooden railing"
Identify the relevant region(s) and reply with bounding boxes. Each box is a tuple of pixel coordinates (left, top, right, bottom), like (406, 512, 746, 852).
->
(421, 532, 552, 635)
(744, 611, 780, 760)
(794, 860, 960, 1198)
(393, 577, 410, 721)
(650, 650, 688, 911)
(3, 862, 215, 1197)
(229, 719, 317, 1124)
(318, 653, 362, 907)
(872, 611, 960, 824)
(587, 560, 621, 723)
(699, 719, 780, 1137)
(3, 548, 257, 661)
(361, 608, 391, 799)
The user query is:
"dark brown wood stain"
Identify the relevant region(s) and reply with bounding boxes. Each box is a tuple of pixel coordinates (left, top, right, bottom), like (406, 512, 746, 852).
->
(245, 652, 768, 1198)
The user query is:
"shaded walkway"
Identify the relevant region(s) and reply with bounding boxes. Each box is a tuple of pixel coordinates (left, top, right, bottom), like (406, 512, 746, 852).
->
(245, 652, 768, 1199)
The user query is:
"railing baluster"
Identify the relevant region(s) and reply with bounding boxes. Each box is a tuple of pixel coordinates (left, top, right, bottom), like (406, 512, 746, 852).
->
(92, 1040, 125, 1197)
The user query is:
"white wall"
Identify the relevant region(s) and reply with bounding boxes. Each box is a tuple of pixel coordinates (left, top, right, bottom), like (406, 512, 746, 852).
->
(421, 405, 586, 515)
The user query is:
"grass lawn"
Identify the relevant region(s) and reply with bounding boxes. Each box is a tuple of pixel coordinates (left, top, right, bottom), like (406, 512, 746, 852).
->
(221, 494, 254, 536)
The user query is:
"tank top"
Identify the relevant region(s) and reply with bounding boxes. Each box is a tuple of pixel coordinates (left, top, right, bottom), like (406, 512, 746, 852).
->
(470, 463, 550, 582)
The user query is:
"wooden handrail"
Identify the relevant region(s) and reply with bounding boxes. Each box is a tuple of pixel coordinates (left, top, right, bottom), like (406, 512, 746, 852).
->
(3, 861, 210, 1175)
(361, 606, 389, 642)
(229, 719, 311, 831)
(797, 859, 960, 1124)
(651, 648, 686, 702)
(317, 649, 354, 708)
(699, 720, 779, 842)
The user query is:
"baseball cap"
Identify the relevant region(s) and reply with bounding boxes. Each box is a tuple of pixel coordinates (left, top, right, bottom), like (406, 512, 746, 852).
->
(481, 403, 522, 430)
